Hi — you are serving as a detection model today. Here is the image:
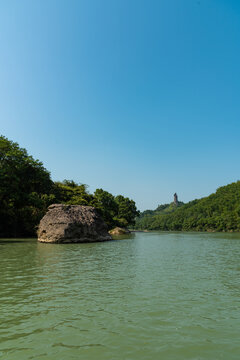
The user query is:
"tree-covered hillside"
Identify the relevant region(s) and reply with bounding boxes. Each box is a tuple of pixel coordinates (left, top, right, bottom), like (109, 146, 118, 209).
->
(139, 201, 184, 218)
(135, 182, 240, 232)
(0, 136, 139, 237)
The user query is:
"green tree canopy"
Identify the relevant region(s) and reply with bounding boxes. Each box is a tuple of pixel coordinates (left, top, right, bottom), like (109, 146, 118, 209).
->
(115, 195, 140, 227)
(0, 136, 140, 236)
(92, 189, 118, 229)
(135, 182, 240, 232)
(54, 180, 93, 206)
(0, 135, 54, 236)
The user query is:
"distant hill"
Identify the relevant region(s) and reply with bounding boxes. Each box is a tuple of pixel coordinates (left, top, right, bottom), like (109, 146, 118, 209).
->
(135, 201, 184, 229)
(139, 201, 184, 218)
(135, 181, 240, 232)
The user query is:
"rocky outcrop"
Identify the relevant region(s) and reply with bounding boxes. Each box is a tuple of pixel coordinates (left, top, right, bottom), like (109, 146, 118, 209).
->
(109, 227, 131, 235)
(38, 204, 112, 243)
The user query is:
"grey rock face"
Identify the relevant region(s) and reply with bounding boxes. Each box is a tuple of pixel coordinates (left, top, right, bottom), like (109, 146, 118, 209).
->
(37, 204, 112, 243)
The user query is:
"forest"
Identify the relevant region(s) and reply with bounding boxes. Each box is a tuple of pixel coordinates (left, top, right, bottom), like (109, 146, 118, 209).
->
(0, 136, 139, 237)
(135, 182, 240, 232)
(2, 134, 240, 237)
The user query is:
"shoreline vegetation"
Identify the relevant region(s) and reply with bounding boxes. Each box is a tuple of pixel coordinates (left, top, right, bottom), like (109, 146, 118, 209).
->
(1, 135, 240, 238)
(134, 182, 240, 233)
(0, 136, 139, 238)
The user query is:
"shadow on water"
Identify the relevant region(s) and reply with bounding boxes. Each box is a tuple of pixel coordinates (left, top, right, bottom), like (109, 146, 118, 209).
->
(0, 238, 36, 244)
(111, 233, 136, 241)
(1, 232, 240, 359)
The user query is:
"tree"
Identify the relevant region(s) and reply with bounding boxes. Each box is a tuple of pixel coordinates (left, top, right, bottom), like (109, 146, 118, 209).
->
(91, 190, 139, 229)
(53, 180, 93, 205)
(0, 136, 140, 236)
(92, 189, 118, 229)
(115, 195, 140, 227)
(134, 181, 240, 232)
(0, 135, 54, 236)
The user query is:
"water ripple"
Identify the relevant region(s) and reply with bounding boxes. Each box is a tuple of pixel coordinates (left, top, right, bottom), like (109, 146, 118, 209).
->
(0, 233, 240, 359)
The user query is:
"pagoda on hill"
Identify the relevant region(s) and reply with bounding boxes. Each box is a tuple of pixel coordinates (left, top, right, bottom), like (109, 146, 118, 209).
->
(174, 193, 178, 206)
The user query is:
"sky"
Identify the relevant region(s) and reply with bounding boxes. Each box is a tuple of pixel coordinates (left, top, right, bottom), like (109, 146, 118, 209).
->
(1, 0, 240, 211)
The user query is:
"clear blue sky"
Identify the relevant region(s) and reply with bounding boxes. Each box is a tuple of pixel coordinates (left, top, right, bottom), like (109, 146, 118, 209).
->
(1, 0, 240, 210)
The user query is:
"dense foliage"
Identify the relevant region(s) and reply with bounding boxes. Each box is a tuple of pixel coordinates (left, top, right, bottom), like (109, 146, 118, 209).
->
(0, 136, 54, 237)
(135, 182, 240, 232)
(139, 201, 184, 218)
(0, 136, 139, 237)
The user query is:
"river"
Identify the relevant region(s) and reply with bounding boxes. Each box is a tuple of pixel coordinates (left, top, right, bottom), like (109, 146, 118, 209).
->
(0, 232, 240, 359)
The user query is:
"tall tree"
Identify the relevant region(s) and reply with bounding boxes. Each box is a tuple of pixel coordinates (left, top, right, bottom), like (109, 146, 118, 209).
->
(53, 180, 93, 205)
(92, 189, 118, 229)
(115, 195, 140, 227)
(0, 136, 54, 236)
(0, 136, 140, 236)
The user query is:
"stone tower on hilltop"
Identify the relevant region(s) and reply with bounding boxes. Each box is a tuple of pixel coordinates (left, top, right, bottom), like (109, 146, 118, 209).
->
(174, 193, 178, 206)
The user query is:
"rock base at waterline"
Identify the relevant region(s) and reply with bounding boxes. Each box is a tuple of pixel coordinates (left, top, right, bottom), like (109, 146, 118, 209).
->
(109, 227, 131, 235)
(38, 204, 112, 243)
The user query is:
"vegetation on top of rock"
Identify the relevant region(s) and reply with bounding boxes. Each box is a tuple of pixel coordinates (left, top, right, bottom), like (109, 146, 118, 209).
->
(0, 135, 139, 237)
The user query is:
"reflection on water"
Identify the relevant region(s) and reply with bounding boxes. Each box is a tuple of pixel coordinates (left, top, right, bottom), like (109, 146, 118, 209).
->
(0, 232, 240, 360)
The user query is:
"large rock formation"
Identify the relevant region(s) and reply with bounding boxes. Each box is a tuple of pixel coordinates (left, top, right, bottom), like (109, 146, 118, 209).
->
(38, 204, 112, 243)
(109, 227, 131, 235)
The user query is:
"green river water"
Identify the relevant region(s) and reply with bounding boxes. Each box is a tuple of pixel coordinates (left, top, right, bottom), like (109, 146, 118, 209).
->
(0, 232, 240, 360)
